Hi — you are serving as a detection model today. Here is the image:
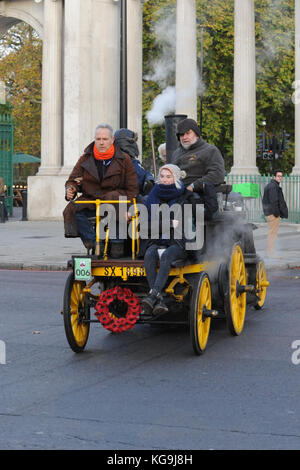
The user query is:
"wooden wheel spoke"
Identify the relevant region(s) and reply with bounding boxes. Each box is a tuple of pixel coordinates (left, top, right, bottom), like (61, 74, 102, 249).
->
(226, 244, 246, 336)
(63, 273, 90, 352)
(190, 273, 211, 355)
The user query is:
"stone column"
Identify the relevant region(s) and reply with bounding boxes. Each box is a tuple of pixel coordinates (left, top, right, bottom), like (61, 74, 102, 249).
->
(127, 0, 143, 145)
(28, 0, 63, 220)
(91, 0, 119, 133)
(292, 0, 300, 174)
(38, 0, 63, 176)
(230, 0, 259, 175)
(60, 0, 92, 176)
(61, 0, 119, 175)
(175, 0, 197, 121)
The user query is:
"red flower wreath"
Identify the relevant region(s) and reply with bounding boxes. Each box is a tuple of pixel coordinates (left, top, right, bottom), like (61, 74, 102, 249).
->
(94, 286, 142, 333)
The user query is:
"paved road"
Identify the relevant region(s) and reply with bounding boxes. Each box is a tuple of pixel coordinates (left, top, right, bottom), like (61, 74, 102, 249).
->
(0, 268, 300, 450)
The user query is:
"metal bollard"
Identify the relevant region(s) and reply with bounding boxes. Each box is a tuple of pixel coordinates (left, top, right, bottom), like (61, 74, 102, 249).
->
(21, 190, 28, 221)
(0, 196, 5, 223)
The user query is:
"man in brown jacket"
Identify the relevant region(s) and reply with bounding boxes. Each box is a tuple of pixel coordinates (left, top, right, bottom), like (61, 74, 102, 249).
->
(63, 124, 139, 255)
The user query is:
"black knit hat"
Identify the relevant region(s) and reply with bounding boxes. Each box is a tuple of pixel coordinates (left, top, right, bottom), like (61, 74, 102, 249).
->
(114, 128, 138, 141)
(114, 128, 139, 158)
(176, 118, 201, 139)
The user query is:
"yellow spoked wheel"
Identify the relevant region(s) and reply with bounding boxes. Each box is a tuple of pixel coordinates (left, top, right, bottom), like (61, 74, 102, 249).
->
(63, 273, 90, 352)
(190, 272, 212, 355)
(225, 243, 247, 336)
(255, 260, 268, 310)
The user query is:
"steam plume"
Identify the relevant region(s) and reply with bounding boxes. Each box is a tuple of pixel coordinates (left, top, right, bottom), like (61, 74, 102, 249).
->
(146, 86, 176, 127)
(145, 8, 205, 127)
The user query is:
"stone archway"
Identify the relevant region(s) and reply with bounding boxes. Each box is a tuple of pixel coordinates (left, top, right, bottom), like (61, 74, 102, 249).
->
(0, 1, 43, 38)
(1, 0, 143, 220)
(0, 0, 63, 219)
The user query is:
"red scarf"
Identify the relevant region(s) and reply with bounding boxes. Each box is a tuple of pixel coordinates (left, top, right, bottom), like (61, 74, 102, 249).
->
(93, 143, 115, 161)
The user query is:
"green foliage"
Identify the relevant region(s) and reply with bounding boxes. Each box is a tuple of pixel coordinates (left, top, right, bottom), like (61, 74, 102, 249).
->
(0, 3, 296, 177)
(0, 102, 13, 114)
(255, 0, 294, 174)
(142, 0, 235, 171)
(0, 23, 42, 158)
(142, 0, 176, 171)
(142, 0, 295, 175)
(196, 0, 234, 171)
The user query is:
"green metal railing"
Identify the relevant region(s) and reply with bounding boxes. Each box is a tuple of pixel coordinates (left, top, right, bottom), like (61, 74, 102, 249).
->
(0, 114, 13, 215)
(226, 174, 300, 224)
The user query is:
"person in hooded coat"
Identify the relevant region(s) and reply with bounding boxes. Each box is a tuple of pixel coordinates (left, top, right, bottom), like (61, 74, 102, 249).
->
(114, 128, 155, 195)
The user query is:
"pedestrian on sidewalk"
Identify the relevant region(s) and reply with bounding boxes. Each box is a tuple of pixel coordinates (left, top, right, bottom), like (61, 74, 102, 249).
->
(262, 169, 288, 257)
(0, 177, 8, 221)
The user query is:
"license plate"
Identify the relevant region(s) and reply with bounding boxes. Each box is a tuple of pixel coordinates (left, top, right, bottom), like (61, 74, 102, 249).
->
(74, 257, 92, 281)
(103, 266, 146, 277)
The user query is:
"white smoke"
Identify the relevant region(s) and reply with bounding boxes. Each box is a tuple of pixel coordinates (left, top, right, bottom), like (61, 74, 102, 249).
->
(144, 12, 176, 127)
(145, 8, 206, 127)
(144, 13, 176, 88)
(146, 86, 176, 127)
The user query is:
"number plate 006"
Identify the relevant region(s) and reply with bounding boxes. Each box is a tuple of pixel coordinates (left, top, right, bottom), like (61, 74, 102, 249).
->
(74, 257, 92, 281)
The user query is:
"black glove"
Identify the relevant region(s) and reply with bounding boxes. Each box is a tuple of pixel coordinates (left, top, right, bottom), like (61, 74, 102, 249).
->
(193, 180, 204, 193)
(142, 180, 154, 195)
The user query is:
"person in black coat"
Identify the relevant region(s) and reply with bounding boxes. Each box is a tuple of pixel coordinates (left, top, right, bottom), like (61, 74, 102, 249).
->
(114, 128, 155, 195)
(262, 170, 288, 257)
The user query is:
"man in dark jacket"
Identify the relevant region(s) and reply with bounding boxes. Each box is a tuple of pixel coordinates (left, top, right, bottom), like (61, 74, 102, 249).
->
(173, 118, 225, 192)
(172, 118, 223, 218)
(63, 124, 139, 255)
(262, 170, 288, 257)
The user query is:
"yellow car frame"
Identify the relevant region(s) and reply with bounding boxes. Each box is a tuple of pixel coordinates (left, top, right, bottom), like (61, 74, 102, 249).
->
(62, 198, 269, 355)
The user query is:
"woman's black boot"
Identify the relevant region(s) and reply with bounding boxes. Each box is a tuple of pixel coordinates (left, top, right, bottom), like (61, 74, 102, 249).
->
(141, 289, 159, 315)
(153, 295, 169, 315)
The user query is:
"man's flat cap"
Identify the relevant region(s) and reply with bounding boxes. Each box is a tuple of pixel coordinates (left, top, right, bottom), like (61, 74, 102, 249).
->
(176, 118, 201, 138)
